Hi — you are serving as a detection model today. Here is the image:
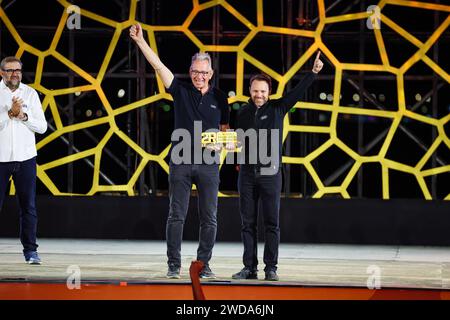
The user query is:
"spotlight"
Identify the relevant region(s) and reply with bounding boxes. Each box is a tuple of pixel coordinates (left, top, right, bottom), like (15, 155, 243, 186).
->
(96, 110, 103, 117)
(319, 92, 327, 100)
(74, 91, 81, 96)
(421, 105, 428, 114)
(415, 93, 422, 102)
(118, 89, 125, 98)
(353, 94, 360, 102)
(379, 94, 385, 102)
(232, 103, 240, 110)
(228, 91, 236, 97)
(326, 94, 333, 102)
(85, 109, 92, 117)
(318, 114, 327, 122)
(162, 104, 171, 112)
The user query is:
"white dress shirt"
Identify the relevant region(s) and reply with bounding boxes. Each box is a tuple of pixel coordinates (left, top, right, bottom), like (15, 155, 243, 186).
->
(0, 80, 47, 162)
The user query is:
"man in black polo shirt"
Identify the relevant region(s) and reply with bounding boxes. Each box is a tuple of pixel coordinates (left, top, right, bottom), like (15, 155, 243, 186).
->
(232, 52, 323, 281)
(130, 24, 229, 279)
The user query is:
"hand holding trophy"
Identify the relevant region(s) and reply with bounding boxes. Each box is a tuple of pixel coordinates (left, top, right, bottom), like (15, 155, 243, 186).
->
(202, 131, 241, 152)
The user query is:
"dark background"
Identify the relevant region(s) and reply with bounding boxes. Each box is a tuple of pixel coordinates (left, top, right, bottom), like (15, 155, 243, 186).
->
(1, 0, 448, 199)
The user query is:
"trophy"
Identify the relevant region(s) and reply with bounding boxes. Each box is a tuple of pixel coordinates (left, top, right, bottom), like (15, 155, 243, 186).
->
(201, 131, 241, 152)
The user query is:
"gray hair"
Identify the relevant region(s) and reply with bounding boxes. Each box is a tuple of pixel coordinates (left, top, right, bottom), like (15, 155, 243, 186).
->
(190, 52, 212, 70)
(0, 56, 23, 70)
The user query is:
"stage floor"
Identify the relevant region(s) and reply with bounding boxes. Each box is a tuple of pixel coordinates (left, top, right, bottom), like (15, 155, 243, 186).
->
(1, 238, 450, 291)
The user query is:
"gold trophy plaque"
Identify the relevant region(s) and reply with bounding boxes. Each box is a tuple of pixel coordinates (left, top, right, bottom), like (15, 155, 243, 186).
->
(201, 131, 241, 152)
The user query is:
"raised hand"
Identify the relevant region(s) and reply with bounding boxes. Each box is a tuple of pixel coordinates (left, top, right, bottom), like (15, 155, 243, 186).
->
(129, 23, 144, 42)
(312, 51, 324, 74)
(129, 22, 174, 89)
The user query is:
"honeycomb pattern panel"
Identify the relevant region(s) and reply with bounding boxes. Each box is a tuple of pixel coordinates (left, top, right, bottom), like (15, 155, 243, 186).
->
(0, 0, 448, 199)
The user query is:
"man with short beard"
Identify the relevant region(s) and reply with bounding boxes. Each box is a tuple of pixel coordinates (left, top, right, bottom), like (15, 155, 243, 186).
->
(233, 52, 323, 281)
(0, 56, 47, 264)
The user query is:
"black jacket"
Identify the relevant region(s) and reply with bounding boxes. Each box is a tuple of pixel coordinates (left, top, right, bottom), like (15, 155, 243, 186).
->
(236, 71, 317, 171)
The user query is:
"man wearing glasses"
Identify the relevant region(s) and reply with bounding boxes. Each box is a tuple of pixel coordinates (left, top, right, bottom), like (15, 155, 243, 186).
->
(0, 56, 47, 264)
(130, 24, 229, 279)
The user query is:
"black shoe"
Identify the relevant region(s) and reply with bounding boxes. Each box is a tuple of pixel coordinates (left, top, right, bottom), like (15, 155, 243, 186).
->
(232, 267, 258, 280)
(264, 270, 279, 281)
(199, 265, 216, 279)
(167, 265, 181, 279)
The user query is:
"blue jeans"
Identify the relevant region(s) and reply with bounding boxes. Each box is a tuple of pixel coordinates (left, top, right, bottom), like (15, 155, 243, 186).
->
(238, 165, 282, 272)
(0, 157, 38, 254)
(166, 163, 220, 268)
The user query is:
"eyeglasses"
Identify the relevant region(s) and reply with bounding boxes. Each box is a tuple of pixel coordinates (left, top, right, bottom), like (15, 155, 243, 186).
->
(190, 70, 210, 77)
(2, 69, 22, 75)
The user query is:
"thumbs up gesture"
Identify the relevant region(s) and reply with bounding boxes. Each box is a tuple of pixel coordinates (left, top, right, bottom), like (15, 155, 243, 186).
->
(312, 51, 323, 74)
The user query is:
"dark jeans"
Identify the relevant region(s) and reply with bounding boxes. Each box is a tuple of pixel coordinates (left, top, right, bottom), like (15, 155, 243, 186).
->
(166, 163, 220, 268)
(0, 157, 38, 254)
(238, 165, 282, 272)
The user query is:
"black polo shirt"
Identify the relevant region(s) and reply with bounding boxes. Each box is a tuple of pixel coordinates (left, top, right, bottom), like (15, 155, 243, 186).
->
(168, 77, 229, 163)
(236, 71, 317, 171)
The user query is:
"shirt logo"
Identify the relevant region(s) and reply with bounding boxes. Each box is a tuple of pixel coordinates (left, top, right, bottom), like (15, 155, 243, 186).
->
(210, 104, 217, 109)
(260, 115, 268, 120)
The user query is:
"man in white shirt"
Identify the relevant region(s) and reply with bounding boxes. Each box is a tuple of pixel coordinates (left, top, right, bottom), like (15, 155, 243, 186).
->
(0, 56, 47, 264)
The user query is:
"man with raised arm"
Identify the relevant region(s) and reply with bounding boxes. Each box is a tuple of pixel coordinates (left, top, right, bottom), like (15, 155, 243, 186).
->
(232, 52, 323, 281)
(130, 24, 229, 279)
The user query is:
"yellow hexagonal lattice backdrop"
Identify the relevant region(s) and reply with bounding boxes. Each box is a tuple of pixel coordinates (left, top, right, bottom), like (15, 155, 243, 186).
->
(1, 0, 449, 199)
